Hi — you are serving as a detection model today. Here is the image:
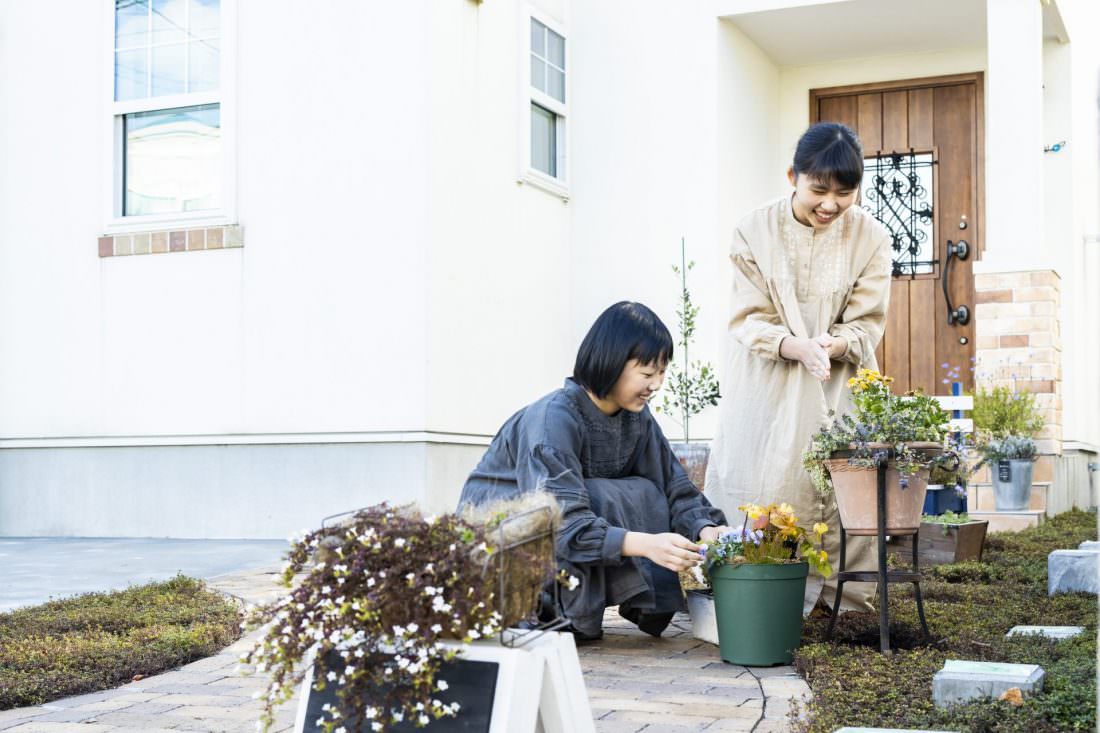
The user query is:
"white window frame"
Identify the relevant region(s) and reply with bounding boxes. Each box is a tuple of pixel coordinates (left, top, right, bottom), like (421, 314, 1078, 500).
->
(102, 0, 237, 234)
(518, 6, 569, 200)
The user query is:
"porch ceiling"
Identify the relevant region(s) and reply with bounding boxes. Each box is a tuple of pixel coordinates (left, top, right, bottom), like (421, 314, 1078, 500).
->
(725, 0, 988, 68)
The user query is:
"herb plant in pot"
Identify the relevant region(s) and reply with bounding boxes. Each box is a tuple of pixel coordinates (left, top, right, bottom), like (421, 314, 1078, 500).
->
(657, 237, 720, 490)
(917, 511, 989, 565)
(979, 434, 1039, 511)
(802, 369, 956, 536)
(701, 503, 832, 666)
(971, 385, 1044, 511)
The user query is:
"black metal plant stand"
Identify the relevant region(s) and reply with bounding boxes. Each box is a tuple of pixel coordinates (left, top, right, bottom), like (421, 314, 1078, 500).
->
(824, 452, 931, 653)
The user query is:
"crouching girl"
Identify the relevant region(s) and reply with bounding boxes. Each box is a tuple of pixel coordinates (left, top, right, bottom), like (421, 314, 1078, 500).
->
(457, 301, 730, 640)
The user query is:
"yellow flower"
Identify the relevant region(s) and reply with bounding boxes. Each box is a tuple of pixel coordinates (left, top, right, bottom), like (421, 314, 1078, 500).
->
(813, 522, 829, 536)
(738, 503, 766, 520)
(778, 502, 795, 516)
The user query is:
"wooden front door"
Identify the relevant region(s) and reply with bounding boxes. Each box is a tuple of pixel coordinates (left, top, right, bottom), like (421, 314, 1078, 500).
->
(811, 74, 983, 393)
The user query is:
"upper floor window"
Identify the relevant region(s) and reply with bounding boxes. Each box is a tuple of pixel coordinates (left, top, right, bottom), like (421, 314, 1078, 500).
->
(524, 14, 567, 195)
(111, 0, 227, 223)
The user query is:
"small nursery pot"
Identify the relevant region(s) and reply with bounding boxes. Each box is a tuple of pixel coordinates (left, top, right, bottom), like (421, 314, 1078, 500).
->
(709, 561, 807, 666)
(824, 442, 940, 536)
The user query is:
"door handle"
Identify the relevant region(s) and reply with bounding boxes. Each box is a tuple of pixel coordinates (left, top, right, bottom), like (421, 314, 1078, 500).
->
(944, 240, 970, 326)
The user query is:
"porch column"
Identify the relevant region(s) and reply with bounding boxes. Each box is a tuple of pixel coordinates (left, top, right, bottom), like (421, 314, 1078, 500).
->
(980, 0, 1044, 272)
(975, 0, 1062, 461)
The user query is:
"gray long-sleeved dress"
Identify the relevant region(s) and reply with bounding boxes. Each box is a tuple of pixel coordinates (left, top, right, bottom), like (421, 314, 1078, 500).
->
(458, 378, 727, 632)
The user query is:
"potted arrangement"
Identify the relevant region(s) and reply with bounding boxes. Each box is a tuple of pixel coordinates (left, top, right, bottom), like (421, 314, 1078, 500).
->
(979, 434, 1039, 511)
(923, 447, 969, 516)
(972, 385, 1044, 511)
(802, 369, 956, 536)
(243, 496, 561, 733)
(916, 511, 989, 565)
(657, 237, 720, 491)
(699, 502, 832, 666)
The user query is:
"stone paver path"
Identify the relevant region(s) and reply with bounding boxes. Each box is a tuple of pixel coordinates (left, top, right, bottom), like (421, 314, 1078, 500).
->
(0, 567, 810, 733)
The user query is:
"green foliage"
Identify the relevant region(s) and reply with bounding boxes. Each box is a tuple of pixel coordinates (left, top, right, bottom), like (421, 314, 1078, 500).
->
(979, 434, 1039, 463)
(0, 575, 241, 710)
(972, 385, 1045, 438)
(656, 238, 720, 443)
(791, 509, 1098, 733)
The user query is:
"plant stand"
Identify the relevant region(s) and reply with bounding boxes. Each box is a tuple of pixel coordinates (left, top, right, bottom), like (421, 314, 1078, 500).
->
(824, 452, 931, 653)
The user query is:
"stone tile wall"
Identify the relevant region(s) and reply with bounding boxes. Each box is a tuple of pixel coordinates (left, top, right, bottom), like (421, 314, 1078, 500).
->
(98, 225, 242, 258)
(974, 269, 1062, 455)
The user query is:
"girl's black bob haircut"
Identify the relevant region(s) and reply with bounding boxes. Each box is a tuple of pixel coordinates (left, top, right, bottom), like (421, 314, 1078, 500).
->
(792, 122, 864, 190)
(573, 301, 673, 399)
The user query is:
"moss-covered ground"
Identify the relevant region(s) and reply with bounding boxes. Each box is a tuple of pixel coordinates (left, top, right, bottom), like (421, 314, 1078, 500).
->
(0, 575, 242, 710)
(794, 508, 1097, 733)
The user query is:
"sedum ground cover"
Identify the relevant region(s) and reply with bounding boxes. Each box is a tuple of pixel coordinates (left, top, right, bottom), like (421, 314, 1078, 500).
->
(0, 575, 241, 710)
(794, 508, 1097, 733)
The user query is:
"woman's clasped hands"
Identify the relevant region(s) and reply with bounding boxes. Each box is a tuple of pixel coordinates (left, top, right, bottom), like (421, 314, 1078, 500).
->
(780, 334, 847, 381)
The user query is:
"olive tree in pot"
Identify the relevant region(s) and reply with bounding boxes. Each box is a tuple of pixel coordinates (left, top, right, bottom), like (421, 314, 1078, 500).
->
(972, 385, 1044, 511)
(657, 237, 720, 491)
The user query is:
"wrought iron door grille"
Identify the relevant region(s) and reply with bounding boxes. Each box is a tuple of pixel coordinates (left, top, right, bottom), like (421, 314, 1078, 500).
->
(861, 151, 937, 277)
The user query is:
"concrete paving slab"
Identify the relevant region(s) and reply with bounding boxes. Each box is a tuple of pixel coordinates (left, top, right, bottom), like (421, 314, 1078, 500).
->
(0, 538, 286, 612)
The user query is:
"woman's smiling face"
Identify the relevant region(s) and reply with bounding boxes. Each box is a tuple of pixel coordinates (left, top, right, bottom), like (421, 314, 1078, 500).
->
(788, 168, 858, 230)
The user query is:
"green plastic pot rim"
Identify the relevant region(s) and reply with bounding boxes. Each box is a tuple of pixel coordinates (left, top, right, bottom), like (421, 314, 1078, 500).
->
(708, 560, 809, 580)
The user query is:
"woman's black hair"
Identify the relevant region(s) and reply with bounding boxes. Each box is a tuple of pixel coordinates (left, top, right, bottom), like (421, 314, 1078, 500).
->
(792, 122, 864, 189)
(573, 302, 673, 399)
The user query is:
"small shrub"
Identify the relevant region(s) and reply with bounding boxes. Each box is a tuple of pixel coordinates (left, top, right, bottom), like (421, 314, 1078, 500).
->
(926, 560, 1003, 584)
(972, 385, 1044, 438)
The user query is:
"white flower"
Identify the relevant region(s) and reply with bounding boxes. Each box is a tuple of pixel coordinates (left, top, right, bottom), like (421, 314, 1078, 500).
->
(407, 623, 418, 633)
(567, 575, 580, 591)
(367, 577, 376, 588)
(394, 538, 406, 548)
(326, 671, 337, 682)
(430, 624, 443, 634)
(468, 629, 481, 639)
(406, 573, 415, 582)
(419, 715, 430, 725)
(437, 679, 449, 691)
(345, 665, 356, 675)
(372, 724, 382, 732)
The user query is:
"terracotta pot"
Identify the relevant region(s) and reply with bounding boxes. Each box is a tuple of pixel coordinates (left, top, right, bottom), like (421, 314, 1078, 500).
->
(671, 442, 710, 491)
(823, 442, 940, 536)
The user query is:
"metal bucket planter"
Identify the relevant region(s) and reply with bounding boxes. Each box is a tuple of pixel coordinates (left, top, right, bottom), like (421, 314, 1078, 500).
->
(992, 459, 1035, 511)
(824, 442, 941, 536)
(710, 562, 807, 666)
(671, 442, 710, 491)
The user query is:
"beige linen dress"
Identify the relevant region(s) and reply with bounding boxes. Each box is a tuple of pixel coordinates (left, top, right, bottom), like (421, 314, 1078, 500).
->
(705, 195, 892, 613)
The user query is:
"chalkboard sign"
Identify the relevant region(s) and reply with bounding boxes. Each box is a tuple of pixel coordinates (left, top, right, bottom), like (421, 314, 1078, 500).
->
(997, 460, 1012, 483)
(300, 653, 499, 732)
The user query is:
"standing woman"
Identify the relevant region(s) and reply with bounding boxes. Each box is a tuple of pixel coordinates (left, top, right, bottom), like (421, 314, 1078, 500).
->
(705, 122, 892, 614)
(459, 302, 730, 640)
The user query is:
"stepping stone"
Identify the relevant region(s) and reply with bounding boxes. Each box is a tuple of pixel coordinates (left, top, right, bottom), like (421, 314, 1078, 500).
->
(1006, 625, 1085, 640)
(932, 660, 1045, 707)
(1048, 549, 1099, 596)
(1078, 540, 1100, 551)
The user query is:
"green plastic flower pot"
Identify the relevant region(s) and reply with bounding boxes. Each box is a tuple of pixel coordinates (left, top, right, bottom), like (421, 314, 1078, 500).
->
(709, 561, 808, 666)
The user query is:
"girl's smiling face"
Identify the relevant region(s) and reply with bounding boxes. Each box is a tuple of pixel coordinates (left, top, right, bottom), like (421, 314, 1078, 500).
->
(788, 168, 858, 230)
(592, 358, 667, 415)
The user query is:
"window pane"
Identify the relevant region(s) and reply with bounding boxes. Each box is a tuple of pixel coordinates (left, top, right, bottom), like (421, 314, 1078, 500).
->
(547, 29, 564, 69)
(151, 43, 186, 96)
(190, 0, 220, 38)
(115, 0, 149, 49)
(188, 39, 219, 92)
(125, 104, 221, 216)
(531, 103, 556, 178)
(547, 67, 564, 103)
(531, 56, 546, 95)
(531, 19, 545, 58)
(115, 48, 148, 101)
(151, 0, 187, 44)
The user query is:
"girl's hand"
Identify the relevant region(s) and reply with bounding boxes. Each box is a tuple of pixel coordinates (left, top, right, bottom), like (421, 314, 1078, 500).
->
(623, 532, 702, 572)
(698, 525, 732, 544)
(780, 336, 831, 381)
